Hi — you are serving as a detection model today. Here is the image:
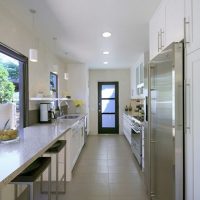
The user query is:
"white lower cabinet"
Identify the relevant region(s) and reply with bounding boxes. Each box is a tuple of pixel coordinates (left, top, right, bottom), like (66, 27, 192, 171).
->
(67, 121, 84, 181)
(123, 114, 132, 144)
(43, 121, 85, 182)
(185, 49, 200, 200)
(70, 124, 83, 170)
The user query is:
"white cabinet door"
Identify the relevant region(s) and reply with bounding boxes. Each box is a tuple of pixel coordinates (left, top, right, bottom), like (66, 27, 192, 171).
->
(123, 114, 132, 144)
(149, 0, 166, 60)
(185, 0, 200, 54)
(185, 49, 200, 200)
(149, 13, 160, 60)
(165, 0, 184, 47)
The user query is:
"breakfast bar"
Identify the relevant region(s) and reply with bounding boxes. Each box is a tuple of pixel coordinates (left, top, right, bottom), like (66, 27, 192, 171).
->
(0, 115, 86, 191)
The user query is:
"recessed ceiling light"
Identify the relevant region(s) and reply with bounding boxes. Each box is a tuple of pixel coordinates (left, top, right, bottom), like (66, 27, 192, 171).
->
(102, 32, 111, 38)
(103, 51, 110, 55)
(104, 61, 108, 64)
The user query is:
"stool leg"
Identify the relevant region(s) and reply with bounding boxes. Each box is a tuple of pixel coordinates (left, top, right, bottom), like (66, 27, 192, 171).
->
(14, 185, 17, 200)
(40, 173, 43, 193)
(14, 184, 18, 200)
(56, 154, 58, 200)
(29, 183, 34, 200)
(64, 144, 66, 193)
(48, 163, 51, 200)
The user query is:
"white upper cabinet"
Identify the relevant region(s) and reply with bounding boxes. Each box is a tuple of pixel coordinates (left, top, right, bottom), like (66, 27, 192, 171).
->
(185, 0, 200, 54)
(165, 0, 184, 47)
(130, 54, 146, 99)
(130, 65, 135, 99)
(149, 0, 184, 60)
(149, 1, 166, 60)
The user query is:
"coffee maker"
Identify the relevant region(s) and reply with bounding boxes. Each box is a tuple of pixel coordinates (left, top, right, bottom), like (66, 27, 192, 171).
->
(39, 103, 53, 123)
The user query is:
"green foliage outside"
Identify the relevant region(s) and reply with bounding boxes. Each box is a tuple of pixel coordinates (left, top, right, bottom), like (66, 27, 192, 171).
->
(0, 65, 15, 103)
(4, 61, 19, 81)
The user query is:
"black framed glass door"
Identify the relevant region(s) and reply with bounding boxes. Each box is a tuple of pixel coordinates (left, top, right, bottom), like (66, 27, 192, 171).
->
(98, 82, 119, 134)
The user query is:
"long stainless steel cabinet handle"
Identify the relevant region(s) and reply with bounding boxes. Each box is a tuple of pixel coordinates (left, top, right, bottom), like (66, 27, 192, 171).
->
(160, 29, 164, 49)
(157, 32, 160, 52)
(184, 18, 190, 45)
(185, 80, 191, 133)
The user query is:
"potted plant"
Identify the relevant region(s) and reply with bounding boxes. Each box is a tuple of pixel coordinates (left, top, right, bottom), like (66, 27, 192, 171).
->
(0, 65, 15, 103)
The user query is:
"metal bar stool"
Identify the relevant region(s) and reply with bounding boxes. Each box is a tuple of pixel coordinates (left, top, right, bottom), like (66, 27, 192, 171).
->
(11, 157, 51, 200)
(41, 140, 66, 200)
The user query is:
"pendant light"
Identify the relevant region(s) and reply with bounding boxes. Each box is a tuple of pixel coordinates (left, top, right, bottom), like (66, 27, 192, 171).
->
(29, 9, 38, 62)
(64, 52, 69, 80)
(64, 73, 69, 80)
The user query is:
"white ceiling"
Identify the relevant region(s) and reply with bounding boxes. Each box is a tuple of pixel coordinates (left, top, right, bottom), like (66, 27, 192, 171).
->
(0, 0, 161, 69)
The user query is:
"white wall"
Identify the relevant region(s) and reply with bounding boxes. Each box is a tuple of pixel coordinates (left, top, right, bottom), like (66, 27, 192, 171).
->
(0, 3, 69, 200)
(67, 64, 89, 114)
(0, 3, 67, 200)
(0, 3, 68, 110)
(89, 69, 130, 135)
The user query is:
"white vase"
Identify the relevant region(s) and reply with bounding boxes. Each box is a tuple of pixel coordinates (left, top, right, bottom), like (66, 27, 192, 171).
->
(0, 102, 16, 130)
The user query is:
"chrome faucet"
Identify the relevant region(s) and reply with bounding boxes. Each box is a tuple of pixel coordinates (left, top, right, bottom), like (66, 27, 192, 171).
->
(58, 100, 69, 116)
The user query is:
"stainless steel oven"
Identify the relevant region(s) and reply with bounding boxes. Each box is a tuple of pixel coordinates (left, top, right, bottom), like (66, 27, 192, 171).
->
(131, 119, 142, 167)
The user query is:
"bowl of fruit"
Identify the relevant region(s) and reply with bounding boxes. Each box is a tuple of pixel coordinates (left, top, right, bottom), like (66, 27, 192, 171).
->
(0, 129, 19, 143)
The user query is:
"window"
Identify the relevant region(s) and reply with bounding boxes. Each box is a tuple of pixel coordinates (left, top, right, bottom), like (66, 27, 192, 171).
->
(50, 72, 58, 108)
(0, 43, 29, 128)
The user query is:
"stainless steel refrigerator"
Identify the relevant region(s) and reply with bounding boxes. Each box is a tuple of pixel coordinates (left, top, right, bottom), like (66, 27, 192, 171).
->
(144, 42, 184, 200)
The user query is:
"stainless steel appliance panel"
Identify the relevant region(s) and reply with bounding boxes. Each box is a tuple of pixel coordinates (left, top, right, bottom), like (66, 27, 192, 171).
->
(149, 43, 183, 200)
(144, 62, 151, 195)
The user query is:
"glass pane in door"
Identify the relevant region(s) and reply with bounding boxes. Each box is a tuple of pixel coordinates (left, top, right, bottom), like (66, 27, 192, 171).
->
(101, 85, 115, 98)
(101, 100, 115, 113)
(102, 114, 115, 128)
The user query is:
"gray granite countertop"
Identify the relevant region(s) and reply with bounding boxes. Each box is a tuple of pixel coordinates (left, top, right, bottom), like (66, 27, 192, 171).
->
(0, 114, 86, 188)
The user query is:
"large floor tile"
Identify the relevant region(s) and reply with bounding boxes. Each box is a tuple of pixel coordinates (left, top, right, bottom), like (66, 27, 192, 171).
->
(35, 135, 147, 200)
(109, 183, 146, 196)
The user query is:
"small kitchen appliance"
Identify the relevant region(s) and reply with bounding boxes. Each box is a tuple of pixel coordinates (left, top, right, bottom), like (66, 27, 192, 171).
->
(39, 103, 52, 123)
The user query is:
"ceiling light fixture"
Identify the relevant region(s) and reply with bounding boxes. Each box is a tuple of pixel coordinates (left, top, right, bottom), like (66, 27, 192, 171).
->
(104, 61, 108, 65)
(102, 32, 111, 38)
(103, 51, 110, 55)
(29, 9, 38, 62)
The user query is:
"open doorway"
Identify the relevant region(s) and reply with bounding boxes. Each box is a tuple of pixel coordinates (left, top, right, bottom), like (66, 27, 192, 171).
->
(0, 43, 28, 128)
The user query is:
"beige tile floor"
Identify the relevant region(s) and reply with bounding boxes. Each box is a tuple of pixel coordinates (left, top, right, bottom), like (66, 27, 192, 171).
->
(59, 135, 148, 200)
(23, 135, 147, 200)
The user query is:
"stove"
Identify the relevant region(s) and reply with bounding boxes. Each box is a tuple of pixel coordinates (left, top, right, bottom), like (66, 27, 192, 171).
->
(130, 116, 143, 167)
(133, 116, 144, 122)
